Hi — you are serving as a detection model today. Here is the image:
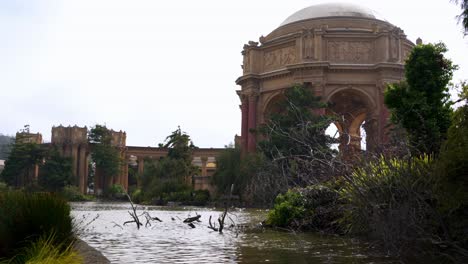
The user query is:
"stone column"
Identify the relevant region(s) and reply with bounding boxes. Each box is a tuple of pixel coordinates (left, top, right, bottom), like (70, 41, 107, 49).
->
(78, 145, 87, 194)
(364, 118, 379, 152)
(201, 157, 208, 177)
(240, 96, 249, 154)
(137, 157, 144, 176)
(247, 95, 258, 153)
(71, 144, 79, 185)
(378, 87, 390, 145)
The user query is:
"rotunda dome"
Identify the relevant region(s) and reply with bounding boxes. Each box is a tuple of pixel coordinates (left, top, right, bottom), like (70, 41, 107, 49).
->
(280, 2, 386, 27)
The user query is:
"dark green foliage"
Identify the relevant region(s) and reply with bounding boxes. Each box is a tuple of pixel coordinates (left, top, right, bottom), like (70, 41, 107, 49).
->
(384, 43, 456, 155)
(435, 84, 468, 249)
(453, 0, 468, 35)
(266, 189, 305, 228)
(258, 85, 336, 161)
(163, 126, 196, 161)
(266, 184, 343, 232)
(60, 185, 90, 201)
(0, 192, 73, 259)
(0, 141, 46, 187)
(108, 184, 126, 199)
(140, 127, 200, 204)
(0, 134, 14, 160)
(212, 147, 248, 196)
(88, 124, 121, 192)
(131, 188, 143, 204)
(39, 148, 73, 192)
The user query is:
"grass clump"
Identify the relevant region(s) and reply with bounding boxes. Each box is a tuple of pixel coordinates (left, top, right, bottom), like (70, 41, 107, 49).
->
(0, 191, 74, 260)
(1, 233, 82, 264)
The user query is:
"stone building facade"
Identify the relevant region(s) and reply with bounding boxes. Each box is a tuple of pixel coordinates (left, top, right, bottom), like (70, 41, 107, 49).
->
(236, 3, 414, 154)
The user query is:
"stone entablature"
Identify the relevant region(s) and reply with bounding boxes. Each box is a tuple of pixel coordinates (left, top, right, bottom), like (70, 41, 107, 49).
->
(241, 18, 412, 75)
(237, 3, 415, 154)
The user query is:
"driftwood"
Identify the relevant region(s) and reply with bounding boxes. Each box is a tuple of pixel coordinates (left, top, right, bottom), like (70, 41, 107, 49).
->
(208, 215, 219, 232)
(208, 184, 234, 234)
(123, 193, 143, 229)
(183, 215, 201, 223)
(143, 212, 162, 227)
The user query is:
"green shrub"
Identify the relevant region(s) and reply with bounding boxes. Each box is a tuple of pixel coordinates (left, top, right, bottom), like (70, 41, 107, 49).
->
(131, 188, 143, 204)
(60, 185, 90, 202)
(0, 182, 8, 192)
(266, 189, 305, 228)
(192, 190, 210, 205)
(0, 191, 74, 259)
(108, 184, 126, 199)
(266, 184, 343, 231)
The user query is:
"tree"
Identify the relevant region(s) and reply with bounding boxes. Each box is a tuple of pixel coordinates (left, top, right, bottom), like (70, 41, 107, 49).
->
(453, 0, 468, 35)
(212, 147, 242, 195)
(39, 148, 73, 191)
(384, 43, 456, 155)
(88, 125, 121, 192)
(0, 140, 46, 187)
(0, 134, 14, 160)
(257, 84, 338, 185)
(140, 127, 198, 202)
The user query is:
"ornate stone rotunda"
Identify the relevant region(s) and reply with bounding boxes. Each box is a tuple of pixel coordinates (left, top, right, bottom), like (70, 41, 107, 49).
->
(236, 2, 415, 154)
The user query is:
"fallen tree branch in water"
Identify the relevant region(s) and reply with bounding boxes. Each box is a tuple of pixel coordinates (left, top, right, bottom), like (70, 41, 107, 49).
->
(183, 214, 201, 223)
(124, 193, 142, 229)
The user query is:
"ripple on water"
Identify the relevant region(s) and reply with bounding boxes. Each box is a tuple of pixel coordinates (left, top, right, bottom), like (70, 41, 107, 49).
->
(71, 202, 397, 264)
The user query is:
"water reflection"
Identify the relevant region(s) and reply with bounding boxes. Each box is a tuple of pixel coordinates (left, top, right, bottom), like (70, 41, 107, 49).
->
(71, 202, 395, 264)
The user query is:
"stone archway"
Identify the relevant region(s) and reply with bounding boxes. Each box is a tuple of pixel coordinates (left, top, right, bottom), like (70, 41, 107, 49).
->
(327, 88, 379, 153)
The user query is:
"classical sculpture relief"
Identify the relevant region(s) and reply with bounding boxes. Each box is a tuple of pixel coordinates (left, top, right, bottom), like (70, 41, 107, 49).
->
(389, 29, 400, 62)
(302, 29, 315, 59)
(327, 41, 374, 63)
(264, 46, 297, 71)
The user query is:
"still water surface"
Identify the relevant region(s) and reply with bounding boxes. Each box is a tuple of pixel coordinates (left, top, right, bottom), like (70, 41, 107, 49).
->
(71, 202, 396, 263)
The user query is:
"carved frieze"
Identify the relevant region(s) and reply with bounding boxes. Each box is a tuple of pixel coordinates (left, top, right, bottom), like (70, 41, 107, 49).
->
(327, 41, 374, 63)
(264, 45, 297, 71)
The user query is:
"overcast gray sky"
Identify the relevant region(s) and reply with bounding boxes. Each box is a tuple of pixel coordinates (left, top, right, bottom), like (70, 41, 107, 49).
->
(1, 0, 466, 147)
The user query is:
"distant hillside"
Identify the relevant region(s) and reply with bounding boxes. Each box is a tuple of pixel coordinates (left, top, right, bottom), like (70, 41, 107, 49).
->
(0, 134, 14, 160)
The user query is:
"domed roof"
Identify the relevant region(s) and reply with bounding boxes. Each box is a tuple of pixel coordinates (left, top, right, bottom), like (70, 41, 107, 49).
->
(280, 2, 386, 27)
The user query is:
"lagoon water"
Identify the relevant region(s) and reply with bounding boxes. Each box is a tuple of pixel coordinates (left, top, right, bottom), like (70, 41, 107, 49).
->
(71, 202, 396, 264)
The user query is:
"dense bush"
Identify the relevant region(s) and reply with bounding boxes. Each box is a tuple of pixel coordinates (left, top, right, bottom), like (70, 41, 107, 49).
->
(339, 156, 460, 259)
(0, 182, 8, 192)
(266, 184, 343, 232)
(0, 191, 74, 259)
(108, 184, 126, 199)
(131, 188, 143, 204)
(434, 101, 468, 256)
(60, 185, 90, 202)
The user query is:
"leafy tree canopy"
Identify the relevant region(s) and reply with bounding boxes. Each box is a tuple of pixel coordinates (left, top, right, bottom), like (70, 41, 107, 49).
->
(453, 0, 468, 35)
(88, 125, 121, 177)
(0, 141, 46, 187)
(384, 43, 457, 155)
(39, 148, 73, 191)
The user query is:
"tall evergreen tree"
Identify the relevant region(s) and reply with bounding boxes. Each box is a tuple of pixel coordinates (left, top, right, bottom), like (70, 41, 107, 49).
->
(384, 43, 456, 155)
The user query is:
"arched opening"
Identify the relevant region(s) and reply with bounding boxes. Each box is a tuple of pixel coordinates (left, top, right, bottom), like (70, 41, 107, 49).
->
(263, 93, 287, 122)
(325, 122, 341, 151)
(327, 88, 375, 154)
